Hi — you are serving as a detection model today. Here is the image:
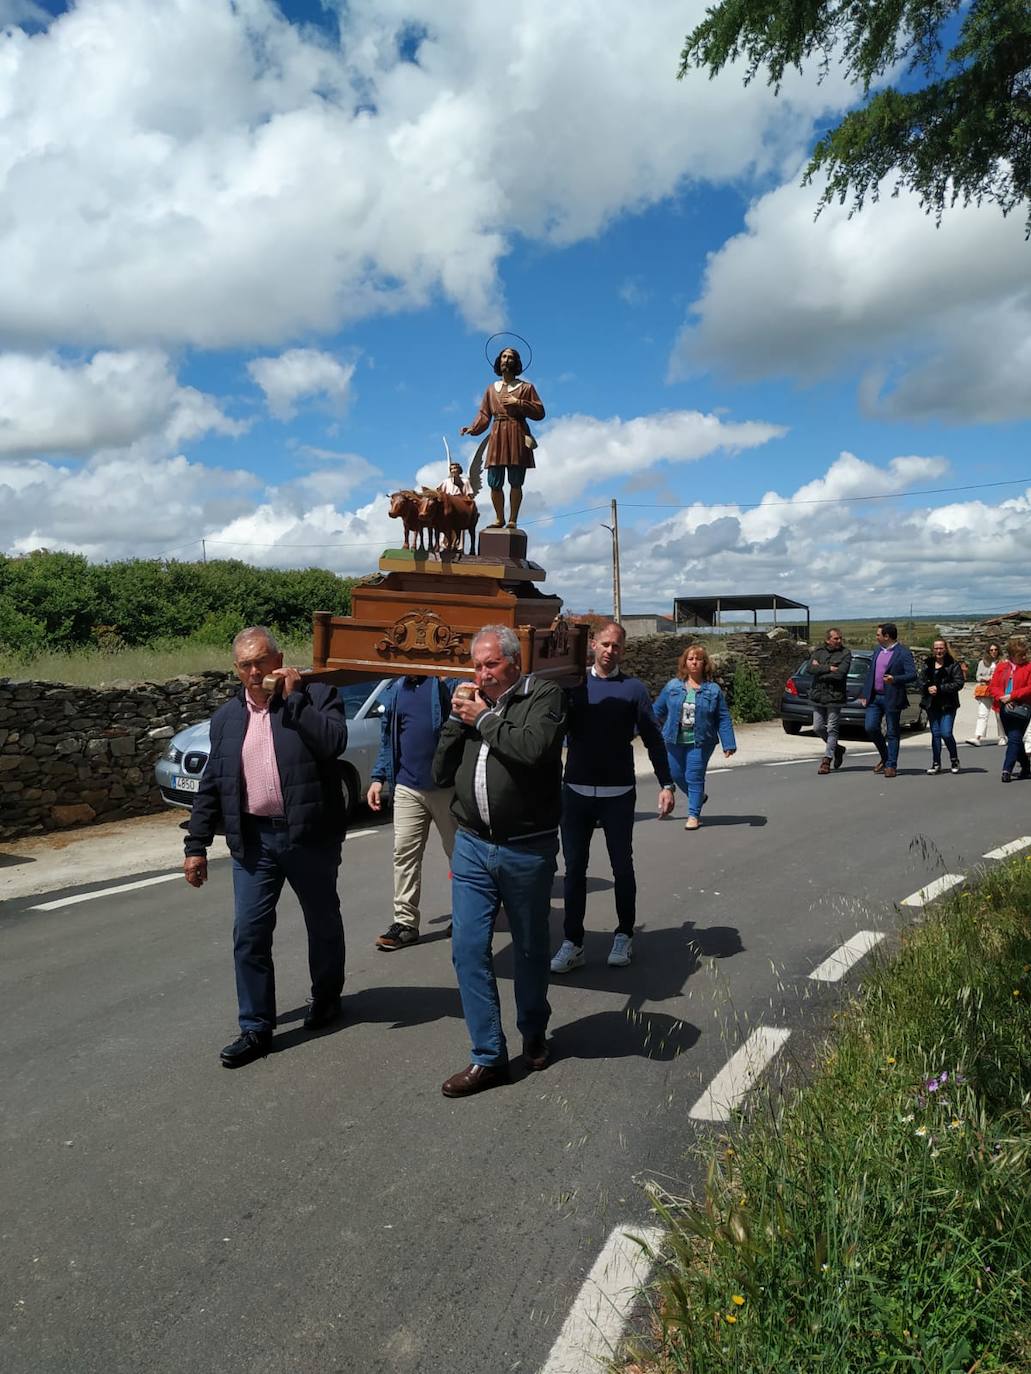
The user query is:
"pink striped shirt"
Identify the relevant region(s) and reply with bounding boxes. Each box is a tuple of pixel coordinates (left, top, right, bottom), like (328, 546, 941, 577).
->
(240, 695, 285, 817)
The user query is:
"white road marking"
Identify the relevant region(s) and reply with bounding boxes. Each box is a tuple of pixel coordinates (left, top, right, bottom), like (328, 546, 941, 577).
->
(808, 930, 886, 982)
(688, 1026, 792, 1122)
(31, 872, 182, 911)
(900, 874, 965, 908)
(983, 837, 1031, 860)
(347, 827, 380, 839)
(763, 758, 814, 767)
(539, 1224, 664, 1374)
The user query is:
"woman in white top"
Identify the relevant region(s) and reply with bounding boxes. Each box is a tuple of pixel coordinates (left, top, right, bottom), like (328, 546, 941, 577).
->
(968, 642, 1004, 745)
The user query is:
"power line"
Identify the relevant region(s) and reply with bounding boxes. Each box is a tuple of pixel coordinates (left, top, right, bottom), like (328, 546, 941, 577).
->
(617, 476, 1031, 513)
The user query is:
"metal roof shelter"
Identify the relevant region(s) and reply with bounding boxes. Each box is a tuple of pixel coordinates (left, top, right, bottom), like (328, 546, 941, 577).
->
(672, 593, 810, 640)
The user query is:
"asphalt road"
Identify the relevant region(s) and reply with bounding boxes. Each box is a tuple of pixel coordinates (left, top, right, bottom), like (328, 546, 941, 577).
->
(2, 741, 1027, 1374)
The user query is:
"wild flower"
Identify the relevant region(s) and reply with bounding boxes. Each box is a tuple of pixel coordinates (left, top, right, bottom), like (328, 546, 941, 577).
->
(915, 1125, 930, 1138)
(886, 1055, 896, 1065)
(724, 1313, 737, 1325)
(731, 1295, 745, 1306)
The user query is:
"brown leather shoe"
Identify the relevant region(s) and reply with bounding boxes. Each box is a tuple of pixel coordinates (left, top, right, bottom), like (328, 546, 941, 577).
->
(818, 757, 831, 775)
(441, 1063, 509, 1098)
(873, 760, 885, 774)
(883, 767, 897, 778)
(522, 1035, 550, 1071)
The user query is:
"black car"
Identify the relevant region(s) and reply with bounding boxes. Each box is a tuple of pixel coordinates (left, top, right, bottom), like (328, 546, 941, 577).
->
(780, 650, 926, 736)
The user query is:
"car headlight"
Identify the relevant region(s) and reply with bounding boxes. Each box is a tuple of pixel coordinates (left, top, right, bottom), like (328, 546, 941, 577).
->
(164, 743, 183, 763)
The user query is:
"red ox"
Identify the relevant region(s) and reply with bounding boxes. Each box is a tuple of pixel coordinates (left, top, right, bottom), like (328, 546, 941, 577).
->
(388, 489, 426, 550)
(417, 489, 478, 557)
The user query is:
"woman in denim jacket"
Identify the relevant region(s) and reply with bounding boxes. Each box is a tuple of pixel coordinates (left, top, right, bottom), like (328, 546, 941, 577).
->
(654, 644, 737, 830)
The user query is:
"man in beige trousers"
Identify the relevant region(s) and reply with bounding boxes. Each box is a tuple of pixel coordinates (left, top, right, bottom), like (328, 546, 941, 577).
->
(368, 675, 459, 950)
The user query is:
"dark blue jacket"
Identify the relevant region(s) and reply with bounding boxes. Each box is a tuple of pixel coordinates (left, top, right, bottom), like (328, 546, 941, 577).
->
(860, 643, 918, 711)
(371, 676, 458, 795)
(184, 684, 348, 860)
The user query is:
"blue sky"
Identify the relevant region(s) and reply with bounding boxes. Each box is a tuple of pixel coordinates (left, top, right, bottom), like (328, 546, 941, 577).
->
(1, 0, 1028, 618)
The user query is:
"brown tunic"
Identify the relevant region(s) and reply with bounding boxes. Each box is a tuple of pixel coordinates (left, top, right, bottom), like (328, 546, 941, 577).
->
(465, 379, 545, 468)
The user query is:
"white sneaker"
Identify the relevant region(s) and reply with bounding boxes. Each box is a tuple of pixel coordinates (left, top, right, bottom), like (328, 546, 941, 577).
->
(550, 940, 585, 974)
(607, 933, 633, 967)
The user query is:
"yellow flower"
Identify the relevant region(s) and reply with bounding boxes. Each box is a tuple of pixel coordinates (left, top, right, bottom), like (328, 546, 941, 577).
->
(915, 1125, 929, 1137)
(949, 1119, 963, 1130)
(725, 1313, 737, 1325)
(886, 1056, 896, 1065)
(1013, 990, 1021, 998)
(731, 1295, 745, 1306)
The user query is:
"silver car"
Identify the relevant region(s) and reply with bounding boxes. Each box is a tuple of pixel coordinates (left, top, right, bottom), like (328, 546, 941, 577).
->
(154, 678, 392, 821)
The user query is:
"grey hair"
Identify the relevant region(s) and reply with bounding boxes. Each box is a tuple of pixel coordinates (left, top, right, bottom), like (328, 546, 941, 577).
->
(233, 625, 280, 658)
(471, 624, 520, 663)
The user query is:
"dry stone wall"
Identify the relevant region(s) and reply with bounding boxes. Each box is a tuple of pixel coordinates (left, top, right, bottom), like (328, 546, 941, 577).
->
(0, 672, 237, 840)
(935, 612, 1031, 667)
(623, 630, 807, 711)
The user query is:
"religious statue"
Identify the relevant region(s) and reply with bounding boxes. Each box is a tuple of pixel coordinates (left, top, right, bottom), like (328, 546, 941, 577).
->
(460, 343, 545, 530)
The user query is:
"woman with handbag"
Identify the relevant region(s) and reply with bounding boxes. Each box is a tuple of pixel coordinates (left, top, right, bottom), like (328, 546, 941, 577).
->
(920, 639, 964, 774)
(654, 643, 736, 830)
(988, 636, 1031, 782)
(967, 642, 1004, 745)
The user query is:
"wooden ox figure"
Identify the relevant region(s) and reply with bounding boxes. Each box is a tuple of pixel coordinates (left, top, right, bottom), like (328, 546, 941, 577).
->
(417, 489, 478, 557)
(388, 489, 426, 550)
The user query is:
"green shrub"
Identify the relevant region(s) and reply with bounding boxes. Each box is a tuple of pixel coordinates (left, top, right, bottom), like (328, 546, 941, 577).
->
(0, 553, 356, 652)
(730, 660, 773, 723)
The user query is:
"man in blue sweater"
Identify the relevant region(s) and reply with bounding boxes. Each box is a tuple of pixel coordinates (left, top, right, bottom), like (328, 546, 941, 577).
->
(368, 675, 458, 950)
(551, 622, 674, 973)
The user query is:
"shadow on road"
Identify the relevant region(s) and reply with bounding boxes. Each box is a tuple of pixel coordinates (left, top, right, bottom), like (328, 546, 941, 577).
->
(553, 1006, 701, 1061)
(694, 813, 767, 828)
(0, 852, 35, 868)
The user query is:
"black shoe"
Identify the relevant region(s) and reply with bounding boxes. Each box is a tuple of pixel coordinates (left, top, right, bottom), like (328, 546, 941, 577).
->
(1001, 771, 1012, 783)
(303, 997, 343, 1030)
(834, 744, 846, 770)
(376, 921, 419, 951)
(220, 1030, 272, 1068)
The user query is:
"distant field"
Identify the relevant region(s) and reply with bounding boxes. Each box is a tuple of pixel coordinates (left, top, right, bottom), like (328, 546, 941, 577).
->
(0, 637, 314, 687)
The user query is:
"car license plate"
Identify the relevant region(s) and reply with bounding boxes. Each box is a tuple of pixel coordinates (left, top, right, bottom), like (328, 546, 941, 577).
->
(174, 776, 200, 793)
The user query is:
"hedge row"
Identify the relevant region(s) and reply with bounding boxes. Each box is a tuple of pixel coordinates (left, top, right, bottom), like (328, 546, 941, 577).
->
(0, 552, 356, 653)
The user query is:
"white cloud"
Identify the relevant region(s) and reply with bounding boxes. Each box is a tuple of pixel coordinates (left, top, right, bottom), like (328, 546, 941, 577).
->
(0, 452, 258, 559)
(248, 349, 356, 420)
(0, 0, 857, 350)
(673, 176, 1031, 423)
(4, 437, 1026, 617)
(0, 349, 244, 456)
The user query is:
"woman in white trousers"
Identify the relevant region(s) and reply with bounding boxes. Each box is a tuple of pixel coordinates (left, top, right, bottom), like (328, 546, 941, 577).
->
(969, 642, 1004, 745)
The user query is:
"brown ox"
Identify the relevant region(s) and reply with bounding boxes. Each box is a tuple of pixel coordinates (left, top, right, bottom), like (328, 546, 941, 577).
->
(417, 489, 478, 557)
(388, 489, 426, 550)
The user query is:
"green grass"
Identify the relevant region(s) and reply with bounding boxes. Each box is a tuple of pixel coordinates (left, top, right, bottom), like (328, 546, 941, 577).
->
(0, 637, 314, 686)
(623, 859, 1031, 1373)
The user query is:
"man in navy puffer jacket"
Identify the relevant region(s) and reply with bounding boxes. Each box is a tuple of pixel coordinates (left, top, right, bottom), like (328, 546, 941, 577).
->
(183, 626, 349, 1068)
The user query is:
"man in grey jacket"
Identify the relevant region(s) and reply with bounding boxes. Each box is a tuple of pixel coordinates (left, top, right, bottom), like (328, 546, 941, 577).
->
(808, 628, 852, 775)
(432, 625, 566, 1097)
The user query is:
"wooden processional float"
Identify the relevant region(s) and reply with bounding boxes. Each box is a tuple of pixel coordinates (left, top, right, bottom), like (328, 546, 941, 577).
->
(264, 527, 588, 692)
(264, 342, 587, 692)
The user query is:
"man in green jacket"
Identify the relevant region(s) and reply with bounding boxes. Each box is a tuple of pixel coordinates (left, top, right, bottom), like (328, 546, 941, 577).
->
(432, 624, 566, 1097)
(808, 627, 852, 775)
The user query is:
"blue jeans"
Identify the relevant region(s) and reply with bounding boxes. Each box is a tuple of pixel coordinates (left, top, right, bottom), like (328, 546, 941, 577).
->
(928, 709, 958, 766)
(561, 786, 636, 943)
(450, 827, 558, 1067)
(231, 820, 344, 1033)
(864, 695, 902, 768)
(1000, 709, 1031, 775)
(665, 741, 712, 818)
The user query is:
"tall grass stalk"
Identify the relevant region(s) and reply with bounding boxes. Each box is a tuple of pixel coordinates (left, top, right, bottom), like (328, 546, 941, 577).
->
(624, 860, 1031, 1373)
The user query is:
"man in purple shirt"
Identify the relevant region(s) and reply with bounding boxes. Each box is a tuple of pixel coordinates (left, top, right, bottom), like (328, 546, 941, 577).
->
(858, 623, 918, 777)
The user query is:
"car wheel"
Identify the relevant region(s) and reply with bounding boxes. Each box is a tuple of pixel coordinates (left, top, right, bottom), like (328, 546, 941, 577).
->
(341, 765, 360, 823)
(781, 719, 804, 735)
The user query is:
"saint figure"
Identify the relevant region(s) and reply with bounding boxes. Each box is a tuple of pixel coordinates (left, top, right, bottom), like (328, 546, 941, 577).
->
(460, 346, 544, 530)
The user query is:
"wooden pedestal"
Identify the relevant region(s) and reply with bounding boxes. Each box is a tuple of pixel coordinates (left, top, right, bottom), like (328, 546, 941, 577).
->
(297, 547, 587, 687)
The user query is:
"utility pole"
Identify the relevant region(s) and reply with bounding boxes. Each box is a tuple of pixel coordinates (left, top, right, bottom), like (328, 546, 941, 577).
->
(600, 498, 622, 622)
(201, 539, 207, 564)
